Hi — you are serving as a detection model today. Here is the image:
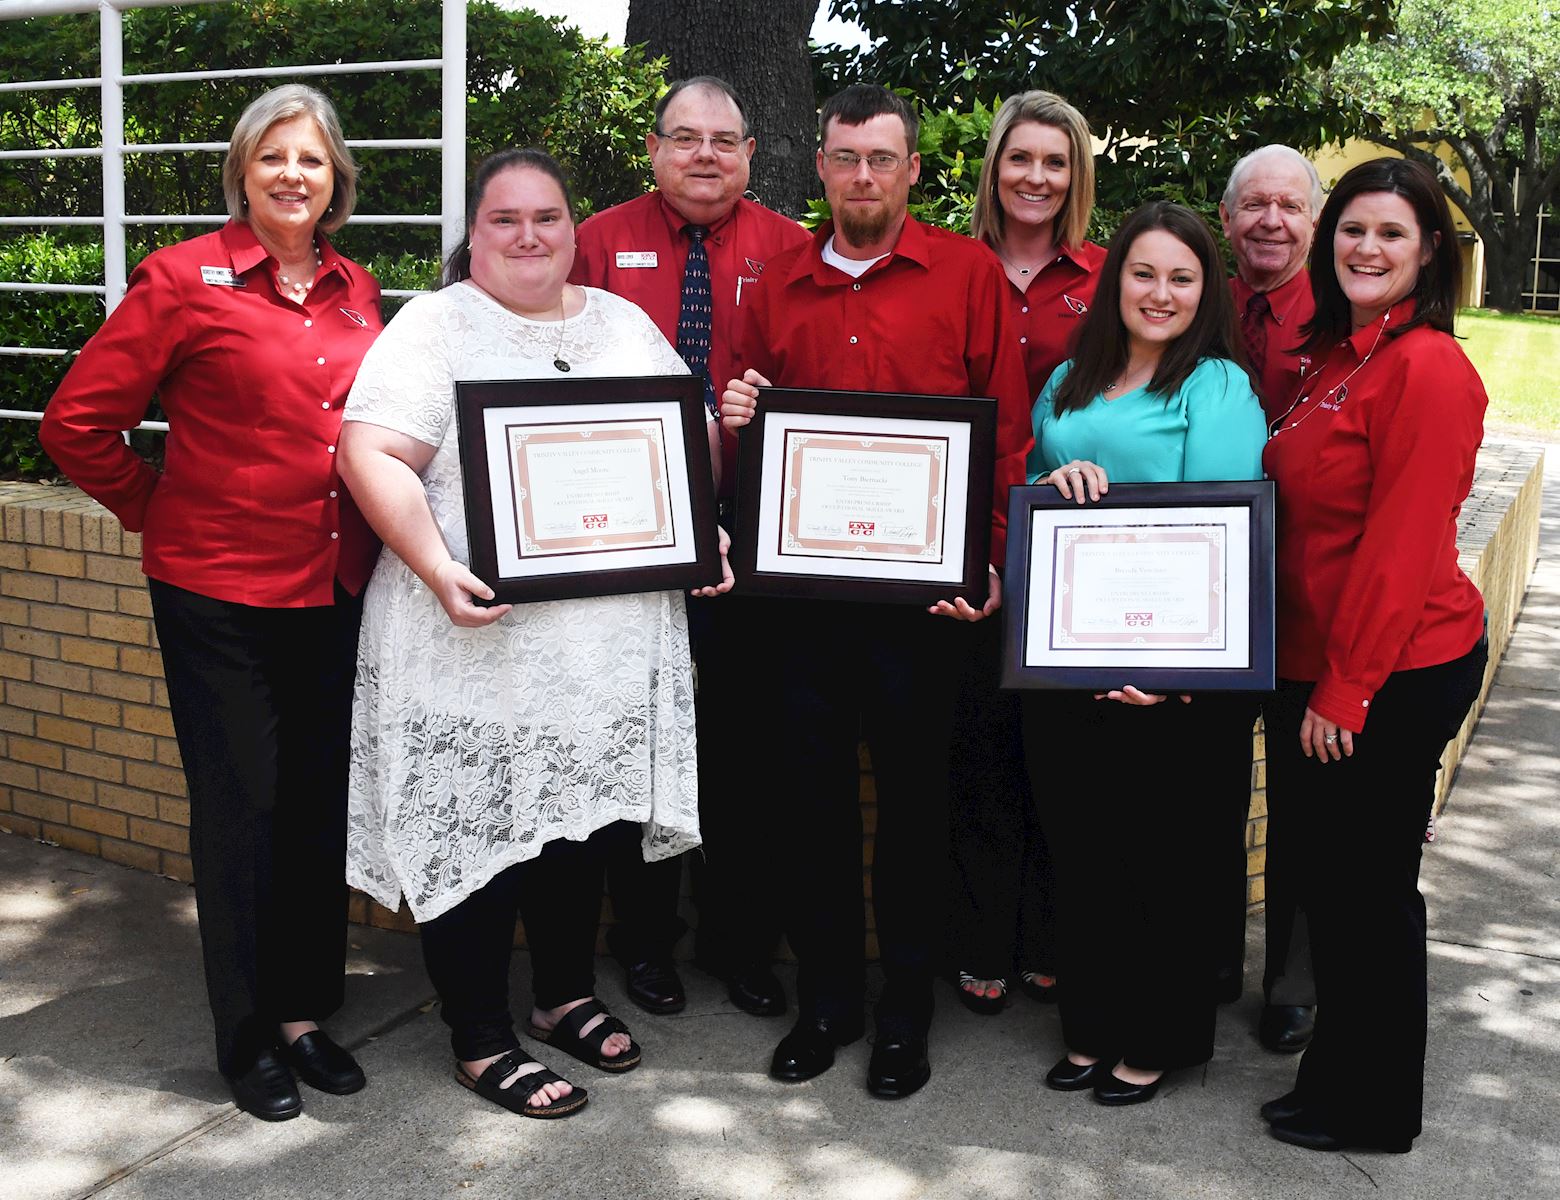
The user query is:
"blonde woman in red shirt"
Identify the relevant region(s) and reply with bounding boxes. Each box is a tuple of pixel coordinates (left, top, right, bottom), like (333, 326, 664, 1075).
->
(1260, 157, 1488, 1155)
(948, 91, 1106, 1015)
(41, 85, 381, 1122)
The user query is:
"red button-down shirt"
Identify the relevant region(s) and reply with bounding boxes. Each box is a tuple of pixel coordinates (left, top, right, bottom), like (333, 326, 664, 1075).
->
(1231, 268, 1315, 422)
(1006, 240, 1107, 400)
(737, 217, 1032, 565)
(41, 220, 383, 607)
(1261, 304, 1486, 731)
(570, 192, 809, 495)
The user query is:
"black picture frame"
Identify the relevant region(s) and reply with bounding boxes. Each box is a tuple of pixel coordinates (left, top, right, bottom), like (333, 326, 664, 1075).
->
(1000, 480, 1276, 692)
(730, 387, 996, 605)
(455, 375, 721, 604)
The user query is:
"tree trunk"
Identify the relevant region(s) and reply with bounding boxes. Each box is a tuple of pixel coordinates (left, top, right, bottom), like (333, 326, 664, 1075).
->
(1481, 240, 1530, 312)
(625, 0, 817, 219)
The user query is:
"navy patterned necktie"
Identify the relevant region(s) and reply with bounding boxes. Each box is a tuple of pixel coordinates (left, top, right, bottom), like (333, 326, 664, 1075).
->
(676, 224, 717, 416)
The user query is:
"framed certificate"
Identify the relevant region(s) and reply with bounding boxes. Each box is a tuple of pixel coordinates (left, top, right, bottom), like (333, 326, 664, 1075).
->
(730, 387, 996, 605)
(1001, 481, 1275, 691)
(455, 376, 721, 603)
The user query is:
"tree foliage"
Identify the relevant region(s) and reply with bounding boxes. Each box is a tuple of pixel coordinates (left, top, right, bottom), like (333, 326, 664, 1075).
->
(816, 0, 1396, 209)
(1321, 0, 1560, 311)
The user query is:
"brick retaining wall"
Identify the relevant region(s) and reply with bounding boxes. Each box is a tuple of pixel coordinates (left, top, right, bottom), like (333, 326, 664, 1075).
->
(0, 441, 1545, 945)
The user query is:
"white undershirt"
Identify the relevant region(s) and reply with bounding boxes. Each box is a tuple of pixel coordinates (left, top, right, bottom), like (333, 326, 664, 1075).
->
(821, 235, 889, 279)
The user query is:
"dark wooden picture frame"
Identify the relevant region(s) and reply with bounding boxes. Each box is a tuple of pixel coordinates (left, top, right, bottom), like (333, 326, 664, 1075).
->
(1001, 480, 1276, 692)
(730, 387, 996, 606)
(456, 375, 721, 604)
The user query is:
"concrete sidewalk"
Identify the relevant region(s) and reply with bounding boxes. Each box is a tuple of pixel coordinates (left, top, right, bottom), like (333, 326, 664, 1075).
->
(4, 448, 1557, 1200)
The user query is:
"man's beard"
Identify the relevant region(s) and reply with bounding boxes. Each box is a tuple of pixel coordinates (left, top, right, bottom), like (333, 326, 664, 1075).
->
(835, 195, 895, 249)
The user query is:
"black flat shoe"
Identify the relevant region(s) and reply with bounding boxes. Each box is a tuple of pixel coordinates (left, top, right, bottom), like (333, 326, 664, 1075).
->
(1260, 1089, 1307, 1124)
(280, 1030, 366, 1095)
(1269, 1111, 1413, 1154)
(770, 1015, 864, 1082)
(1093, 1068, 1163, 1106)
(226, 1048, 302, 1121)
(866, 1034, 930, 1099)
(1258, 1004, 1315, 1053)
(727, 964, 787, 1017)
(624, 959, 686, 1015)
(1045, 1055, 1111, 1092)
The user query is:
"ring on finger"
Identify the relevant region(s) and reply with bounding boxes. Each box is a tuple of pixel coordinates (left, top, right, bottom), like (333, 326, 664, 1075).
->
(1324, 734, 1338, 744)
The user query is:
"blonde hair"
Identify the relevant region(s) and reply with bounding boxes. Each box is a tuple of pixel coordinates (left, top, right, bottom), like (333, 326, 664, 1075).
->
(970, 91, 1094, 252)
(222, 84, 357, 233)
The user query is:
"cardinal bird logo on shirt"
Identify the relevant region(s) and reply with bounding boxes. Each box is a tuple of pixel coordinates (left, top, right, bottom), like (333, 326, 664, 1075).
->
(1063, 294, 1088, 315)
(744, 257, 766, 276)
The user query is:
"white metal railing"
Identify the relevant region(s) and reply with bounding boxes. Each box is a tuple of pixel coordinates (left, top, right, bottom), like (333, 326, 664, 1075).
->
(1, 0, 467, 427)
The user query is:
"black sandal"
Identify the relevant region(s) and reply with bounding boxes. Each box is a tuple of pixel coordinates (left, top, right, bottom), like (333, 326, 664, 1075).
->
(528, 997, 642, 1073)
(455, 1049, 588, 1119)
(956, 972, 1008, 1015)
(1018, 971, 1060, 1004)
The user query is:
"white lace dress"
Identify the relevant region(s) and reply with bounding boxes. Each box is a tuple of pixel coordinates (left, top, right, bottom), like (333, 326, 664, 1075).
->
(343, 282, 703, 922)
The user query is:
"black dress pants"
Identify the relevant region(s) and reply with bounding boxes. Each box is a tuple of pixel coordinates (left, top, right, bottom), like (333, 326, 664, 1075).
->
(948, 614, 1055, 980)
(1021, 690, 1256, 1070)
(1264, 638, 1485, 1144)
(419, 832, 607, 1062)
(602, 593, 787, 971)
(148, 578, 362, 1078)
(768, 601, 960, 1037)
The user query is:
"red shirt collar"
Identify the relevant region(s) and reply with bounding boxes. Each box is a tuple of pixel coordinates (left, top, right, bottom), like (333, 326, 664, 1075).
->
(220, 218, 347, 283)
(1232, 267, 1311, 326)
(1343, 297, 1419, 358)
(792, 212, 930, 286)
(653, 192, 741, 244)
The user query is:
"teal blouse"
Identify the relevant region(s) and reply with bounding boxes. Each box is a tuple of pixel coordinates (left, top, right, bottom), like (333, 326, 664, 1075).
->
(1026, 357, 1267, 485)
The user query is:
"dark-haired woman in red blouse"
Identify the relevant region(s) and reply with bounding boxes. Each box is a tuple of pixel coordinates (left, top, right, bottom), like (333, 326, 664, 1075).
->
(1260, 157, 1488, 1155)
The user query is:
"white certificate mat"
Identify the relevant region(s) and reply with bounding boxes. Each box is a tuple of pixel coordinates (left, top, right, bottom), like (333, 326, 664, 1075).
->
(1024, 505, 1251, 669)
(755, 411, 970, 584)
(481, 400, 699, 578)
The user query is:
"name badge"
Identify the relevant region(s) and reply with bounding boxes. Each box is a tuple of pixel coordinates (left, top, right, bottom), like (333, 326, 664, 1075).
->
(200, 266, 244, 287)
(615, 251, 658, 269)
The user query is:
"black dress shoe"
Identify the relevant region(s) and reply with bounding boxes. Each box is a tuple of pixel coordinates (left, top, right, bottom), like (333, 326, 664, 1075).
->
(226, 1049, 302, 1121)
(1093, 1068, 1163, 1106)
(1269, 1110, 1413, 1154)
(1258, 1004, 1315, 1053)
(280, 1030, 366, 1095)
(866, 1035, 930, 1099)
(624, 959, 686, 1015)
(727, 964, 787, 1017)
(1044, 1055, 1112, 1092)
(770, 1015, 864, 1082)
(1260, 1089, 1306, 1124)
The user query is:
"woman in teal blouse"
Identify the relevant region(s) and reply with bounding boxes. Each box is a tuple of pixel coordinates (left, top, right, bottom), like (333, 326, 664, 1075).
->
(1022, 201, 1266, 1107)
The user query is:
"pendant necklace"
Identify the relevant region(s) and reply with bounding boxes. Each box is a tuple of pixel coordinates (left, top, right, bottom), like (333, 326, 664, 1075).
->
(552, 293, 571, 372)
(1267, 307, 1391, 439)
(277, 241, 323, 302)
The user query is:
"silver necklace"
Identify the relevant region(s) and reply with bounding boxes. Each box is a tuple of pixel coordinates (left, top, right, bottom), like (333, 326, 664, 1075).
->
(552, 293, 570, 372)
(997, 245, 1055, 276)
(1268, 308, 1391, 438)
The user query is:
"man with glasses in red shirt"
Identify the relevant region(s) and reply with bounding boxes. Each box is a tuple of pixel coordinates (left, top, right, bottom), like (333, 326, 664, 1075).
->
(572, 77, 807, 1022)
(722, 84, 1030, 1100)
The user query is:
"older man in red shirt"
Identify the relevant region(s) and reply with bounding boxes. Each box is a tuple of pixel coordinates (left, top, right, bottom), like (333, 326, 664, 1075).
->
(722, 84, 1030, 1100)
(1219, 143, 1322, 1053)
(571, 77, 808, 1021)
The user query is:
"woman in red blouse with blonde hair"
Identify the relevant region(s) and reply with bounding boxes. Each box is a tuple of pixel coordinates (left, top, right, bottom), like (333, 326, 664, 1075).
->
(41, 84, 381, 1123)
(1260, 157, 1487, 1155)
(946, 90, 1109, 1016)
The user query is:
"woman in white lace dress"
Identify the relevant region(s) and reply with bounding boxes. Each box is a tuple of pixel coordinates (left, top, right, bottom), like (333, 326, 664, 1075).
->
(337, 149, 724, 1119)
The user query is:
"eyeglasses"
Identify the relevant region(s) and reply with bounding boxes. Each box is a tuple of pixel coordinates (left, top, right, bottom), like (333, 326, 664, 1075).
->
(821, 151, 909, 174)
(659, 131, 746, 156)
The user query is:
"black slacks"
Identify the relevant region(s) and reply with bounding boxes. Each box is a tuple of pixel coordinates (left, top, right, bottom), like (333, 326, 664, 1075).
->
(418, 831, 608, 1062)
(1021, 690, 1257, 1070)
(1264, 638, 1485, 1144)
(602, 594, 786, 971)
(766, 601, 961, 1036)
(947, 614, 1055, 979)
(148, 578, 362, 1077)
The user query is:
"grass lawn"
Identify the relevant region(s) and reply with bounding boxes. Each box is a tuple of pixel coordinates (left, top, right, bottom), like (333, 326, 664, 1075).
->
(1457, 308, 1560, 438)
